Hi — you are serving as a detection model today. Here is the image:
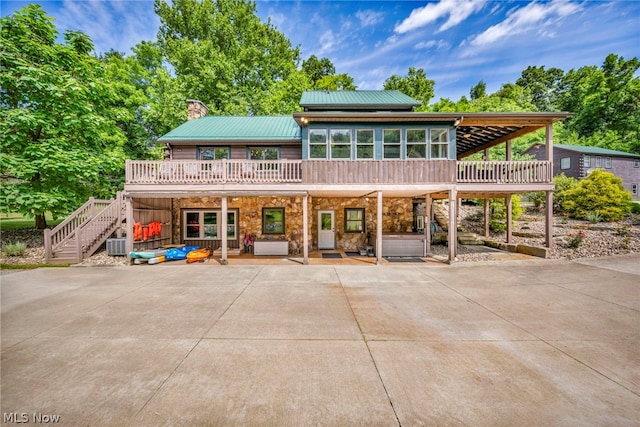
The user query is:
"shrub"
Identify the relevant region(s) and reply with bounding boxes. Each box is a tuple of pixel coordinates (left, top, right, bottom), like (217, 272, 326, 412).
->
(585, 211, 604, 223)
(567, 231, 585, 248)
(525, 191, 546, 209)
(553, 173, 579, 214)
(630, 202, 640, 214)
(2, 241, 27, 256)
(489, 195, 524, 232)
(563, 170, 632, 221)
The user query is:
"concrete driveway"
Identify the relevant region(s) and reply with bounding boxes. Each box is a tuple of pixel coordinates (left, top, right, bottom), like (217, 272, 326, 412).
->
(2, 255, 639, 426)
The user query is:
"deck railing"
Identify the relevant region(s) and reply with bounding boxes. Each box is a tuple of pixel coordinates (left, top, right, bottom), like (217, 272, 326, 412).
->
(457, 160, 552, 184)
(126, 159, 552, 185)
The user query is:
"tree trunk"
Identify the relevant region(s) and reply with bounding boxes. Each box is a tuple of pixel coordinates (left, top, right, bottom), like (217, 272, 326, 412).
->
(35, 213, 47, 229)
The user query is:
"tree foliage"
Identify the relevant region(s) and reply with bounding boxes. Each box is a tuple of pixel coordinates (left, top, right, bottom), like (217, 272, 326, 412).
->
(0, 5, 132, 228)
(383, 67, 434, 110)
(562, 170, 632, 221)
(153, 0, 302, 116)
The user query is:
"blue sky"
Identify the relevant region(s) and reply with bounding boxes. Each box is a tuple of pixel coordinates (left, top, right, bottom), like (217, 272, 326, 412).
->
(2, 0, 639, 101)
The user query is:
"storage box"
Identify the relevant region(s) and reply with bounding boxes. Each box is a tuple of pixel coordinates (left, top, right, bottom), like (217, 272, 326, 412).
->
(106, 238, 127, 256)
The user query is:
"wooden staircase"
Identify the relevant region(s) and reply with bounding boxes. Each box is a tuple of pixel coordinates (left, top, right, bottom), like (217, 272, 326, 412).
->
(44, 192, 125, 264)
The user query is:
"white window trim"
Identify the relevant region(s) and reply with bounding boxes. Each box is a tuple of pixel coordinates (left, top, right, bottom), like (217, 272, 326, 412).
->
(308, 128, 328, 160)
(583, 155, 590, 168)
(329, 128, 352, 160)
(595, 156, 602, 168)
(183, 210, 237, 240)
(383, 128, 402, 159)
(560, 157, 571, 170)
(429, 128, 449, 159)
(355, 129, 375, 160)
(632, 183, 638, 195)
(604, 156, 612, 169)
(406, 128, 427, 159)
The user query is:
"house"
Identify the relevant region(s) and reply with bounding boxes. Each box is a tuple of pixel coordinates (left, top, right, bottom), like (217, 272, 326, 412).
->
(524, 143, 640, 200)
(45, 90, 571, 264)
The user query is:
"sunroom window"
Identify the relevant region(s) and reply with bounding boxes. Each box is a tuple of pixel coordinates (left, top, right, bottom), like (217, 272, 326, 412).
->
(383, 129, 401, 159)
(330, 129, 351, 159)
(198, 147, 229, 160)
(356, 129, 374, 159)
(183, 210, 236, 240)
(407, 129, 427, 159)
(430, 129, 449, 159)
(309, 129, 328, 159)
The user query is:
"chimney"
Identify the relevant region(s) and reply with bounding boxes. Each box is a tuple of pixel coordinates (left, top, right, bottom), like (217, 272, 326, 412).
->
(186, 99, 209, 120)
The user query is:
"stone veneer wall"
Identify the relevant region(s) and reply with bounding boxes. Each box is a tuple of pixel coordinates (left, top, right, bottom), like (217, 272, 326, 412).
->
(172, 196, 414, 253)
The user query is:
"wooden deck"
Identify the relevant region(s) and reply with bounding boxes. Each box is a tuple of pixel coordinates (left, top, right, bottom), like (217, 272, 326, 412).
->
(125, 159, 552, 186)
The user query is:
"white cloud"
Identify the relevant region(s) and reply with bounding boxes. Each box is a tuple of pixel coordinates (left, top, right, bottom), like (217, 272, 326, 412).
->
(356, 9, 384, 27)
(415, 40, 450, 50)
(395, 0, 486, 34)
(467, 0, 582, 48)
(317, 30, 337, 55)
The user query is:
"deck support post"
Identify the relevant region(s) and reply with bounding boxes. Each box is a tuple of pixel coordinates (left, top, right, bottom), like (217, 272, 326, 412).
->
(376, 191, 383, 265)
(506, 194, 513, 244)
(303, 194, 309, 264)
(125, 196, 133, 263)
(221, 196, 228, 265)
(483, 199, 490, 238)
(448, 189, 457, 263)
(545, 191, 554, 248)
(425, 194, 431, 255)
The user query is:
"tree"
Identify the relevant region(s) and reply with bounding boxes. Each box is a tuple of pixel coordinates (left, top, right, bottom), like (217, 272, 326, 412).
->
(154, 0, 302, 115)
(383, 67, 434, 109)
(315, 74, 356, 91)
(515, 65, 564, 111)
(562, 170, 631, 221)
(470, 80, 486, 100)
(0, 5, 128, 228)
(302, 55, 335, 87)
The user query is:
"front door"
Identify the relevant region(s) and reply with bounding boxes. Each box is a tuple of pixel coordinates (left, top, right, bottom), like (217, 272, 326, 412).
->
(318, 210, 335, 249)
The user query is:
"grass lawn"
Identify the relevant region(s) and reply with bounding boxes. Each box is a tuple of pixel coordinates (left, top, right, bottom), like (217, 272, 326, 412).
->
(0, 213, 62, 231)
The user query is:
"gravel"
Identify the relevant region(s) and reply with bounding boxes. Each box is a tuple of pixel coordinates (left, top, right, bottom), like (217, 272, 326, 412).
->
(1, 208, 638, 267)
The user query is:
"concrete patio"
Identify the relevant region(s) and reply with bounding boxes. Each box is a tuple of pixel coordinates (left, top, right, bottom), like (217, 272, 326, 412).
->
(1, 254, 639, 426)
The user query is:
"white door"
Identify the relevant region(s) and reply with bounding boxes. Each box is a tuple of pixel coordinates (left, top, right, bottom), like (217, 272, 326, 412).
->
(318, 210, 335, 249)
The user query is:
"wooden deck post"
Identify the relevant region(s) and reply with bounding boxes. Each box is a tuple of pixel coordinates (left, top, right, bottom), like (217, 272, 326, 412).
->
(425, 194, 431, 255)
(546, 191, 554, 248)
(303, 194, 309, 264)
(376, 191, 383, 265)
(448, 189, 457, 263)
(221, 196, 228, 265)
(125, 196, 133, 262)
(483, 199, 490, 238)
(506, 194, 512, 244)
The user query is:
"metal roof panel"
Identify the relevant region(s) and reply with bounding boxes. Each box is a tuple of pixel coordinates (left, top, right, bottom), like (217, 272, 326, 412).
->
(159, 116, 301, 141)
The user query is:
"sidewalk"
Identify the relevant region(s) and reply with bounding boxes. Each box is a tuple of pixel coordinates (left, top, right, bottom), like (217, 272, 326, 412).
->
(1, 255, 639, 426)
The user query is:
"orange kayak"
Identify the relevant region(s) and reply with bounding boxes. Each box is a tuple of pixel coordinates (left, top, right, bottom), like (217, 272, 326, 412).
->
(186, 248, 210, 263)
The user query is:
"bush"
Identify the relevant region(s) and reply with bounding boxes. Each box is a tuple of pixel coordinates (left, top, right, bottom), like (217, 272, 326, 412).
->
(2, 241, 27, 256)
(630, 202, 640, 214)
(553, 173, 579, 213)
(525, 191, 546, 209)
(563, 170, 632, 221)
(585, 211, 604, 223)
(489, 195, 524, 232)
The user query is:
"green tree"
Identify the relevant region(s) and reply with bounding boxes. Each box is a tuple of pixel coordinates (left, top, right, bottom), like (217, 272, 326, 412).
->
(154, 0, 302, 115)
(383, 67, 434, 109)
(0, 5, 128, 228)
(470, 80, 486, 100)
(302, 55, 335, 87)
(315, 74, 356, 91)
(515, 65, 564, 111)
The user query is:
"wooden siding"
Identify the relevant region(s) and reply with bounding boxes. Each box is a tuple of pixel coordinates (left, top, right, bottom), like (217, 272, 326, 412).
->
(302, 160, 456, 184)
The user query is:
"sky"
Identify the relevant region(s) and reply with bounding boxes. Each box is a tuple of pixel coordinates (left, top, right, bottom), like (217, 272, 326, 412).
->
(1, 0, 639, 101)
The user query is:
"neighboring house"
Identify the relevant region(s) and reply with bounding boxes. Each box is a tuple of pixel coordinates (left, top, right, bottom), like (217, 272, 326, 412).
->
(525, 143, 640, 200)
(45, 90, 570, 264)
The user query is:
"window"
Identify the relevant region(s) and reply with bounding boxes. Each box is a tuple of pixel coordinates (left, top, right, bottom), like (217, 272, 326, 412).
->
(584, 155, 590, 168)
(605, 157, 612, 169)
(183, 210, 236, 240)
(632, 184, 638, 196)
(595, 156, 602, 167)
(561, 157, 571, 170)
(635, 159, 640, 168)
(309, 129, 327, 159)
(330, 129, 351, 159)
(383, 129, 401, 159)
(430, 128, 449, 159)
(198, 147, 229, 160)
(262, 207, 285, 234)
(344, 208, 365, 233)
(406, 129, 427, 159)
(249, 147, 279, 170)
(356, 129, 374, 159)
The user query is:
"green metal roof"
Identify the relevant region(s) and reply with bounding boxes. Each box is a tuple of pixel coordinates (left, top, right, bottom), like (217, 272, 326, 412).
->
(554, 143, 640, 158)
(158, 116, 301, 142)
(299, 90, 422, 111)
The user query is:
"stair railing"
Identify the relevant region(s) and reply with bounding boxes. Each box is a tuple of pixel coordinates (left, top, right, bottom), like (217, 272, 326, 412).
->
(77, 192, 125, 259)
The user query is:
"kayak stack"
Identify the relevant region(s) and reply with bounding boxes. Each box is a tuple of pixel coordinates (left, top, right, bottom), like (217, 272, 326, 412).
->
(129, 246, 211, 265)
